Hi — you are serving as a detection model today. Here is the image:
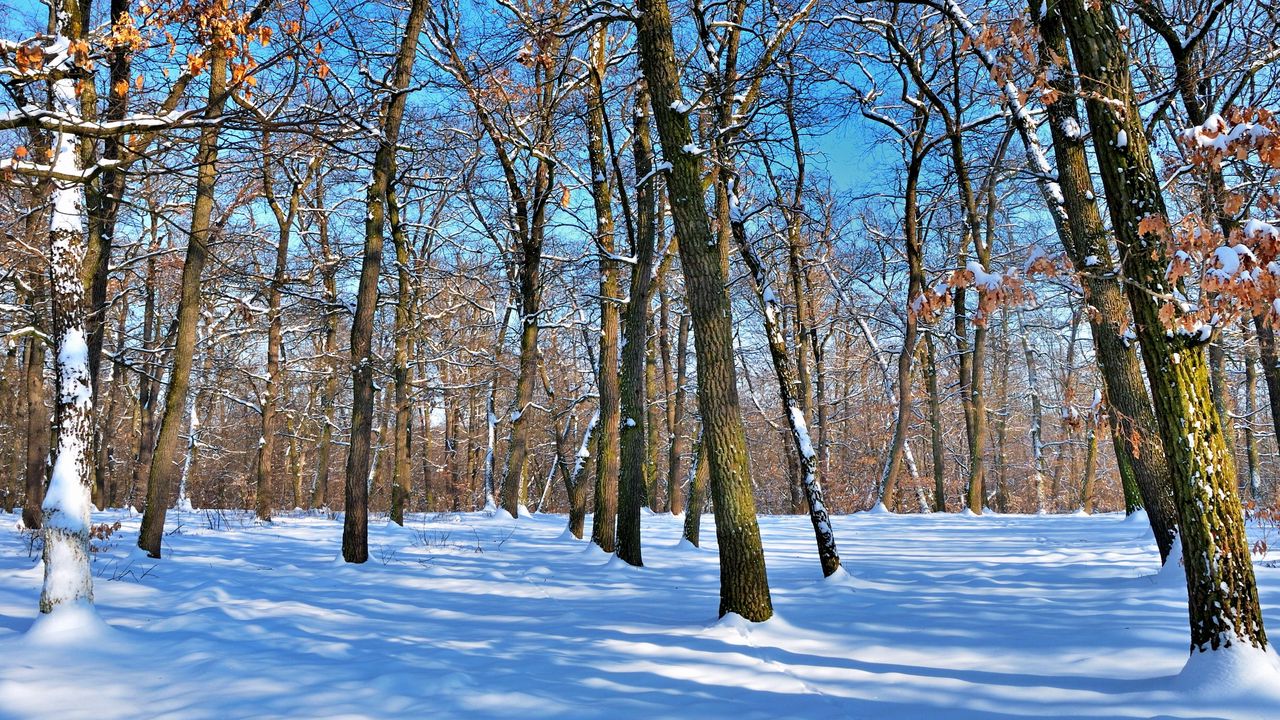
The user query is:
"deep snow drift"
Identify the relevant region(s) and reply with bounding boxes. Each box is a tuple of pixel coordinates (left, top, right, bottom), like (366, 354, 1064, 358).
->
(0, 508, 1278, 719)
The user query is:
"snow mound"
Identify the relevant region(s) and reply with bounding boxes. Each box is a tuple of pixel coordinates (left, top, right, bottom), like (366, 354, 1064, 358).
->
(867, 502, 892, 515)
(1124, 508, 1149, 524)
(25, 602, 116, 647)
(822, 565, 858, 587)
(671, 537, 701, 553)
(1175, 643, 1280, 706)
(580, 541, 611, 559)
(602, 553, 642, 572)
(1153, 540, 1186, 587)
(554, 526, 584, 543)
(709, 612, 756, 640)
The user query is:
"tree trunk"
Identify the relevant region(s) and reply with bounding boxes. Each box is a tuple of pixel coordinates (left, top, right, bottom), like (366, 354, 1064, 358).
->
(880, 106, 929, 509)
(388, 185, 413, 526)
(1080, 413, 1099, 513)
(635, 0, 772, 620)
(1060, 0, 1266, 652)
(1031, 1, 1179, 559)
(309, 186, 340, 510)
(253, 134, 302, 524)
(682, 432, 709, 546)
(93, 297, 127, 508)
(730, 190, 841, 576)
(923, 332, 946, 512)
(564, 412, 599, 539)
(616, 79, 658, 565)
(665, 310, 690, 515)
(22, 327, 49, 530)
(81, 0, 135, 515)
(1243, 322, 1262, 499)
(500, 240, 545, 519)
(1022, 328, 1047, 514)
(645, 330, 663, 513)
(588, 30, 622, 551)
(40, 38, 96, 610)
(342, 0, 428, 562)
(137, 45, 229, 558)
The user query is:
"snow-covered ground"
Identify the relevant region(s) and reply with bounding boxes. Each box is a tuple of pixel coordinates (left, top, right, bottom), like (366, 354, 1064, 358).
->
(1, 507, 1278, 719)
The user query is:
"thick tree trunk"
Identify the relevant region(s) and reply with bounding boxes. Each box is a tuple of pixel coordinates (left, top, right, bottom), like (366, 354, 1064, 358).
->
(342, 0, 428, 562)
(1061, 0, 1266, 652)
(635, 0, 772, 620)
(40, 54, 96, 612)
(81, 0, 135, 512)
(500, 239, 545, 519)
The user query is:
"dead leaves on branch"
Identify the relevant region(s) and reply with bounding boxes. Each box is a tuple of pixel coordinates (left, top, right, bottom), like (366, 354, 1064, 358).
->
(910, 252, 1055, 328)
(1154, 108, 1280, 336)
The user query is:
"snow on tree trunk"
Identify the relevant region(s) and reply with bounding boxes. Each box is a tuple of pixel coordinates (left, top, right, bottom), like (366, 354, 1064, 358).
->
(1060, 0, 1267, 653)
(40, 72, 95, 614)
(728, 180, 840, 577)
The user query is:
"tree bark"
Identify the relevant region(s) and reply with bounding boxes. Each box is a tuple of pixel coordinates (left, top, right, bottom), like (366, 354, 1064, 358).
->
(387, 185, 413, 526)
(1242, 322, 1263, 499)
(1060, 0, 1266, 652)
(682, 432, 709, 546)
(342, 0, 428, 562)
(1032, 1, 1179, 558)
(617, 79, 658, 565)
(22, 325, 49, 530)
(310, 175, 339, 511)
(923, 332, 946, 512)
(635, 0, 772, 620)
(587, 29, 622, 551)
(137, 45, 229, 558)
(40, 9, 96, 609)
(665, 309, 690, 515)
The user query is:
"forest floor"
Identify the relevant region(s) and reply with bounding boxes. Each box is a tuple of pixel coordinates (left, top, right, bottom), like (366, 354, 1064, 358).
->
(1, 506, 1279, 719)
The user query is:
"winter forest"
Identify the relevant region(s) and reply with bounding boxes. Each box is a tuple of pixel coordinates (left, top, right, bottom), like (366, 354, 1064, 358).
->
(1, 0, 1280, 716)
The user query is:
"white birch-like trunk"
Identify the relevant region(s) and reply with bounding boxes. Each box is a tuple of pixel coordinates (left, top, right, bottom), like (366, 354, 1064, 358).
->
(40, 72, 95, 614)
